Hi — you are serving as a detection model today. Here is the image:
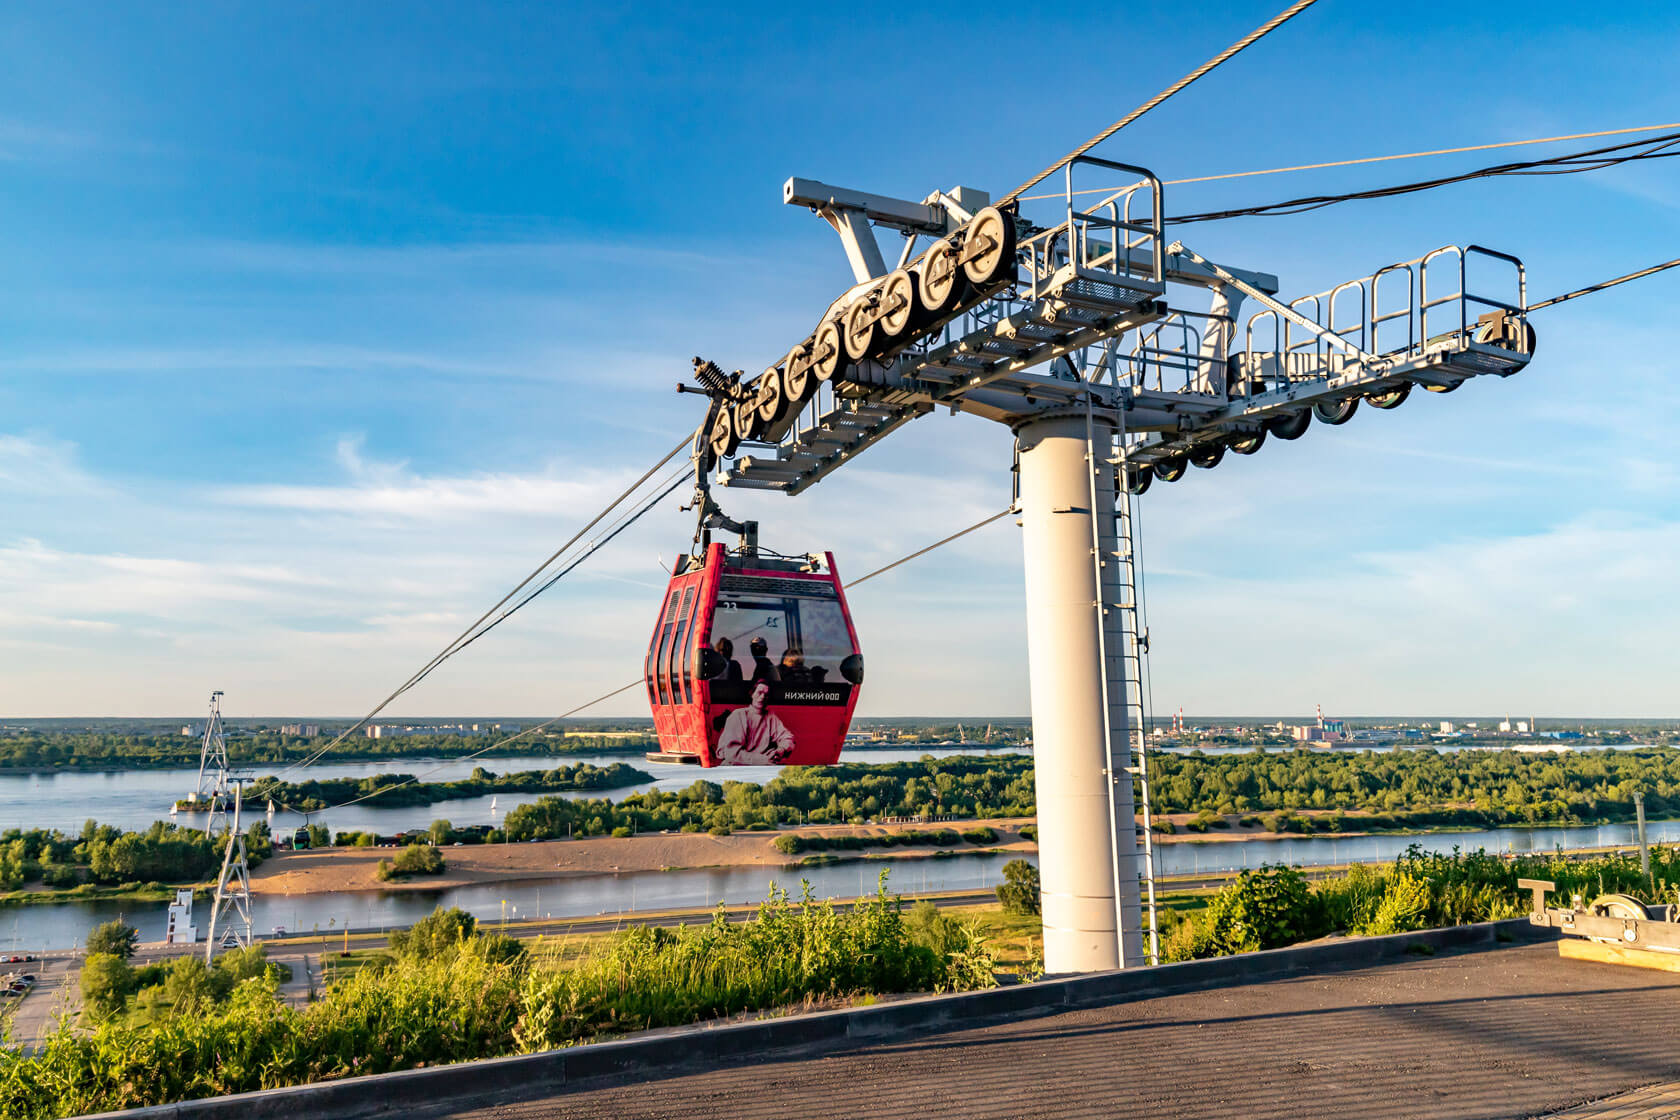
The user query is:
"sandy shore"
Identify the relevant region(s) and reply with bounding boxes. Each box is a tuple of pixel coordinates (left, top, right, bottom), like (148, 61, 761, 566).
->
(247, 809, 1402, 897)
(248, 819, 1038, 896)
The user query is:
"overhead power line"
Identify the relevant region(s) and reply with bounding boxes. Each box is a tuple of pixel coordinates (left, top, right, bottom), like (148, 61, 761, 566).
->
(1018, 121, 1680, 201)
(1002, 0, 1325, 206)
(1528, 258, 1680, 311)
(1169, 130, 1680, 224)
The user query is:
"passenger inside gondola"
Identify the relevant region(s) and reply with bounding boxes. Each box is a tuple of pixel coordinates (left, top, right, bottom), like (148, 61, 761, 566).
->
(709, 637, 743, 682)
(778, 647, 807, 684)
(748, 636, 779, 682)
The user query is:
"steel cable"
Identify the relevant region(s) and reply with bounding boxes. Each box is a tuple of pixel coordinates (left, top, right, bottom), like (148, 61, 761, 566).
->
(1000, 0, 1325, 207)
(1016, 121, 1680, 201)
(1527, 258, 1680, 311)
(291, 506, 1020, 816)
(1169, 131, 1680, 224)
(243, 435, 692, 801)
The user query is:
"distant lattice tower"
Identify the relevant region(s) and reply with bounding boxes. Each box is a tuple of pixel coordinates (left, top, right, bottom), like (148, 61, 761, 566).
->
(192, 691, 232, 832)
(204, 778, 253, 960)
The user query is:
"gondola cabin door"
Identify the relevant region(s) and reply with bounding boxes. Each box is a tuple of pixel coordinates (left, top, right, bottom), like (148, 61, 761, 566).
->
(646, 543, 862, 766)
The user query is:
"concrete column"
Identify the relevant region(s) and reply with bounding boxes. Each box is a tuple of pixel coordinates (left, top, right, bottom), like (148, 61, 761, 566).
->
(1016, 414, 1144, 973)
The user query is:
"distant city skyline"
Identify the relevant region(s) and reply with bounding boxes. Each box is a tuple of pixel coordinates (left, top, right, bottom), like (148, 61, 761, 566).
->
(2, 4, 1677, 718)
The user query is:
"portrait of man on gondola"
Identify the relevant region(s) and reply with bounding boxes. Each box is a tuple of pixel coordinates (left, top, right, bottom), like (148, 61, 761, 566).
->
(715, 678, 795, 764)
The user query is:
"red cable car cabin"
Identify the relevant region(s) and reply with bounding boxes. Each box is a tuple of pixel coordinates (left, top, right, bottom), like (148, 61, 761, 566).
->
(645, 541, 863, 766)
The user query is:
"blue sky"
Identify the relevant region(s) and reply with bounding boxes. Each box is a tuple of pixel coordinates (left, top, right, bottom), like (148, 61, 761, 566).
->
(1, 1, 1677, 719)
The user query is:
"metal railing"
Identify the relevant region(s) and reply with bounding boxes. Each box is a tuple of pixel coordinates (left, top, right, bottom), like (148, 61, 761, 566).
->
(1240, 244, 1529, 387)
(1018, 157, 1164, 303)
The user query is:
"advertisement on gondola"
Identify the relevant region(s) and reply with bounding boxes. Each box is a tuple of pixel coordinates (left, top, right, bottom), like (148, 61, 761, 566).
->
(644, 545, 864, 767)
(702, 577, 861, 765)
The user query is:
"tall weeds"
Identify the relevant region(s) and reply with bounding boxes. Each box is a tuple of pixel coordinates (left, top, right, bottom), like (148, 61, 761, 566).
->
(0, 877, 990, 1119)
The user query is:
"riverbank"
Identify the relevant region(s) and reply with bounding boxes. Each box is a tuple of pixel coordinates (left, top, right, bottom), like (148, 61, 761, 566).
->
(241, 810, 1469, 896)
(248, 819, 1041, 895)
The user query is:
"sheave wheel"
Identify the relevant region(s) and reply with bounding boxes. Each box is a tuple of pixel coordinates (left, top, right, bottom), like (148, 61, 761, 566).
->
(708, 404, 738, 461)
(918, 238, 966, 317)
(733, 394, 763, 443)
(1587, 893, 1651, 945)
(1124, 466, 1152, 495)
(960, 206, 1017, 288)
(811, 318, 845, 383)
(1589, 894, 1650, 920)
(1228, 429, 1266, 455)
(1367, 384, 1411, 410)
(1266, 410, 1312, 440)
(1313, 397, 1359, 426)
(1152, 457, 1187, 483)
(753, 369, 790, 427)
(843, 289, 880, 362)
(784, 342, 816, 403)
(1189, 442, 1226, 470)
(879, 269, 922, 339)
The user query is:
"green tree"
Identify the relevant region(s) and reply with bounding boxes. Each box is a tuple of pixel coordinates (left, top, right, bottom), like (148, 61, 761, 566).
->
(996, 859, 1041, 915)
(429, 819, 455, 846)
(86, 920, 139, 960)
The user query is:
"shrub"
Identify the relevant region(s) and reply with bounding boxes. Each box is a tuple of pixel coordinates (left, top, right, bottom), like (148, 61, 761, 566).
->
(960, 827, 997, 845)
(996, 859, 1041, 915)
(1364, 872, 1434, 936)
(772, 835, 802, 855)
(610, 827, 633, 838)
(1193, 865, 1315, 956)
(708, 825, 733, 836)
(377, 844, 445, 881)
(1019, 825, 1037, 842)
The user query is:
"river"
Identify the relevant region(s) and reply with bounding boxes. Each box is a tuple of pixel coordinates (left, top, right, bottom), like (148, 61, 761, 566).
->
(0, 746, 1032, 837)
(7, 815, 1675, 953)
(3, 742, 1667, 952)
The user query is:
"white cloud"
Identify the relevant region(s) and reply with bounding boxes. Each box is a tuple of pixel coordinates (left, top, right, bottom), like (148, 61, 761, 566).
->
(213, 435, 679, 521)
(0, 433, 107, 496)
(1146, 513, 1680, 717)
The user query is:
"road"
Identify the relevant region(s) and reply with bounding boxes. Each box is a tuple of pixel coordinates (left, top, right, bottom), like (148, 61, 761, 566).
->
(0, 954, 76, 1049)
(419, 942, 1680, 1120)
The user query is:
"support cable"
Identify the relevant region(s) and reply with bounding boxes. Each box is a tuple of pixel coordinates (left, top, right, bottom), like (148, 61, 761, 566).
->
(295, 507, 1019, 815)
(245, 435, 691, 798)
(300, 681, 645, 815)
(1170, 131, 1680, 224)
(1527, 258, 1680, 311)
(1018, 120, 1680, 200)
(1000, 0, 1325, 206)
(847, 508, 1016, 587)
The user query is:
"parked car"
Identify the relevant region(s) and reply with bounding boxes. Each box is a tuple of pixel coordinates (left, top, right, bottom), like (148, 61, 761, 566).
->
(0, 988, 23, 999)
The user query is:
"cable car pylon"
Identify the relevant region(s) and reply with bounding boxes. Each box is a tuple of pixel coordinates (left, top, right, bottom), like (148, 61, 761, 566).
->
(677, 140, 1536, 976)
